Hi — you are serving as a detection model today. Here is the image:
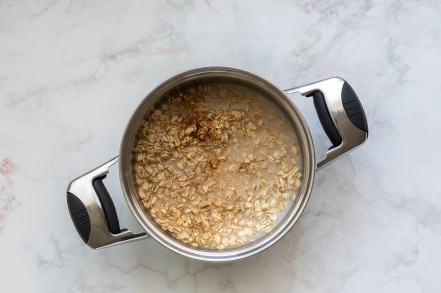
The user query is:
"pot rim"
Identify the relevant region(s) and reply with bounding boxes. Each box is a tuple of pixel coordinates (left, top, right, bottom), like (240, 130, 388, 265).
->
(119, 66, 316, 262)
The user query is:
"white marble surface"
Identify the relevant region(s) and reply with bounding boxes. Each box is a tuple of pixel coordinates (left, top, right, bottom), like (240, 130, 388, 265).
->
(1, 0, 440, 292)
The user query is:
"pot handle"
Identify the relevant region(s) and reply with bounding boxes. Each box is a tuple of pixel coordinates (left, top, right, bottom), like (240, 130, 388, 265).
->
(66, 156, 148, 249)
(285, 77, 368, 169)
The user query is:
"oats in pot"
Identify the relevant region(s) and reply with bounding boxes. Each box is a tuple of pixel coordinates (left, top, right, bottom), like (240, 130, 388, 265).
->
(133, 82, 302, 249)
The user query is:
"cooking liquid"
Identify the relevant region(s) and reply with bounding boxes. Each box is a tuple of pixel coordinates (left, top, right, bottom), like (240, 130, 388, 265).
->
(133, 81, 303, 250)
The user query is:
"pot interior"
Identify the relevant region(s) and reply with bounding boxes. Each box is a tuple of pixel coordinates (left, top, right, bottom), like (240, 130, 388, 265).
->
(119, 67, 315, 261)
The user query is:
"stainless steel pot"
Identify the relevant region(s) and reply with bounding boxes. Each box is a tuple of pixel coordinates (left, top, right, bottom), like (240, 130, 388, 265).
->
(66, 67, 368, 262)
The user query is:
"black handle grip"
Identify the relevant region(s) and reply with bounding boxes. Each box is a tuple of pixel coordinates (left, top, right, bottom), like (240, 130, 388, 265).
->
(341, 82, 368, 132)
(309, 91, 342, 148)
(286, 77, 368, 169)
(67, 175, 121, 244)
(92, 176, 121, 234)
(67, 157, 149, 248)
(67, 192, 91, 243)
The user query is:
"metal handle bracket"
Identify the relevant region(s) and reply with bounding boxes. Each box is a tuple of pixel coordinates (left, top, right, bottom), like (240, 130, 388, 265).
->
(285, 77, 368, 169)
(67, 157, 148, 249)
